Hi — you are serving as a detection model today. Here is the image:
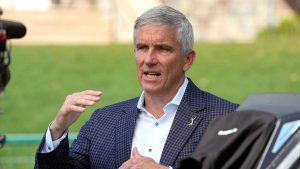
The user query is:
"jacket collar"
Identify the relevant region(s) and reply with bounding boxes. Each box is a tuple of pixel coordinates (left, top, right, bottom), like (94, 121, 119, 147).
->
(160, 78, 207, 165)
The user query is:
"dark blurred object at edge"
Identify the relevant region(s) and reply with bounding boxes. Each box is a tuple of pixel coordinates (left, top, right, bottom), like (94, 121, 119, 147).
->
(286, 0, 300, 15)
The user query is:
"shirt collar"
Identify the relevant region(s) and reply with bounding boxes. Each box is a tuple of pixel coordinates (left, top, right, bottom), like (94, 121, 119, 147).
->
(137, 77, 189, 110)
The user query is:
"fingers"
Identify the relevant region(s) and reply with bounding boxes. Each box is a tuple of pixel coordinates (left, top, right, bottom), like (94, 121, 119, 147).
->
(119, 148, 141, 169)
(118, 159, 133, 169)
(49, 90, 103, 140)
(119, 149, 166, 169)
(76, 98, 97, 107)
(81, 90, 102, 96)
(69, 104, 85, 112)
(65, 90, 102, 110)
(132, 147, 141, 158)
(72, 90, 102, 101)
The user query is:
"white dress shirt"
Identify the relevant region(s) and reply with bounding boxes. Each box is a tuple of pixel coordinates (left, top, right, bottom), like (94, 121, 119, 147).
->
(42, 78, 189, 166)
(132, 77, 188, 162)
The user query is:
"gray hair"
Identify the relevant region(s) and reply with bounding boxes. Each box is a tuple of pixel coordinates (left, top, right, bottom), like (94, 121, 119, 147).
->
(133, 6, 194, 56)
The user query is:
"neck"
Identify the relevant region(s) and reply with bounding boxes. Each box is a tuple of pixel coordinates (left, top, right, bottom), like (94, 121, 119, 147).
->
(143, 78, 185, 119)
(144, 95, 169, 119)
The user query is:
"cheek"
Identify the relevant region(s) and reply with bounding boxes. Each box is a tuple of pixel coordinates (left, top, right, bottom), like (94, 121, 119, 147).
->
(135, 58, 143, 76)
(169, 59, 185, 73)
(135, 56, 142, 67)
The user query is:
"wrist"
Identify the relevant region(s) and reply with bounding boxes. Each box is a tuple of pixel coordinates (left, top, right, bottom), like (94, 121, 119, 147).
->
(49, 121, 65, 141)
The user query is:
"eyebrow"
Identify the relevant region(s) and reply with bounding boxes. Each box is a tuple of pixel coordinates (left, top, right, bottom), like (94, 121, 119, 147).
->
(135, 43, 146, 48)
(154, 44, 175, 52)
(135, 42, 174, 50)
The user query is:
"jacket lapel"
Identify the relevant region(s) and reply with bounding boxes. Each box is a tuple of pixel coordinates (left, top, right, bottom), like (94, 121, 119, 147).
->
(115, 104, 139, 167)
(160, 80, 207, 166)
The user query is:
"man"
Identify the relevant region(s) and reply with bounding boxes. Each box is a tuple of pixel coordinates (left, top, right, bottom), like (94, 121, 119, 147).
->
(35, 6, 239, 169)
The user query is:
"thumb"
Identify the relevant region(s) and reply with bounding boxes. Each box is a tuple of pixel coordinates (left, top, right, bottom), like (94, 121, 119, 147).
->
(132, 147, 142, 158)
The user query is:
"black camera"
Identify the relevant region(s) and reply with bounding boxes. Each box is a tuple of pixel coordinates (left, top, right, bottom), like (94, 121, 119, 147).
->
(0, 7, 26, 150)
(0, 7, 26, 93)
(0, 134, 5, 149)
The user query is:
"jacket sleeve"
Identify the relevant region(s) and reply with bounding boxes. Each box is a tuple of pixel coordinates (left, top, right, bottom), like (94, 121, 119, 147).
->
(35, 135, 70, 169)
(35, 121, 92, 169)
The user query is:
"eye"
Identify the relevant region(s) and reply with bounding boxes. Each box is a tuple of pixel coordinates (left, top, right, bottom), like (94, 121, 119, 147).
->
(156, 45, 173, 53)
(136, 44, 148, 51)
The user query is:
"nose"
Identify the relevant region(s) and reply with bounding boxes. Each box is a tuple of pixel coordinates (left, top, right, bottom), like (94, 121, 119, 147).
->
(144, 48, 158, 65)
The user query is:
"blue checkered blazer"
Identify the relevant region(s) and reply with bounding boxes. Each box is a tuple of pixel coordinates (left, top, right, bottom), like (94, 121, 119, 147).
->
(35, 79, 239, 169)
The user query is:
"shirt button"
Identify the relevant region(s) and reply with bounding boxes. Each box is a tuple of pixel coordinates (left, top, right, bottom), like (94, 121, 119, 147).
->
(148, 148, 152, 152)
(155, 122, 159, 126)
(48, 147, 51, 150)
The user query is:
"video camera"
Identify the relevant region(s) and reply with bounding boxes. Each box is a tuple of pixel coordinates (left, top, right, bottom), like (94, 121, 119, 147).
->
(0, 6, 26, 149)
(0, 7, 26, 93)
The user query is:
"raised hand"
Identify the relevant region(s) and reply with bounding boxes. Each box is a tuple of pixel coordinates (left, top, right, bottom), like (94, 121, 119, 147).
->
(49, 90, 102, 140)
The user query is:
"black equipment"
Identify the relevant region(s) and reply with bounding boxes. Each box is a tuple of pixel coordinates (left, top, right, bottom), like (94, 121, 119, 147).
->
(238, 93, 300, 169)
(0, 134, 5, 149)
(180, 93, 300, 169)
(0, 7, 26, 150)
(0, 7, 26, 93)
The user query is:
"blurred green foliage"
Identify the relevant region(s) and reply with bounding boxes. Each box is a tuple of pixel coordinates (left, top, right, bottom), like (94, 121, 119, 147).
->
(258, 15, 300, 37)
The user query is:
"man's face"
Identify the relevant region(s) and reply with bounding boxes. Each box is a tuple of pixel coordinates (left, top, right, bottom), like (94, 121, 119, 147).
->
(134, 24, 193, 96)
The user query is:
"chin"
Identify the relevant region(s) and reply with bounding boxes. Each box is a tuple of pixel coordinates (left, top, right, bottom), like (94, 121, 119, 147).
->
(142, 85, 160, 94)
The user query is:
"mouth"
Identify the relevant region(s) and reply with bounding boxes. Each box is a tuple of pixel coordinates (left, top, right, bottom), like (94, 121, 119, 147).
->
(144, 71, 161, 79)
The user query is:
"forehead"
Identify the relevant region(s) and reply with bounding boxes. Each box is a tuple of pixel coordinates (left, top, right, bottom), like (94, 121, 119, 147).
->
(135, 24, 178, 43)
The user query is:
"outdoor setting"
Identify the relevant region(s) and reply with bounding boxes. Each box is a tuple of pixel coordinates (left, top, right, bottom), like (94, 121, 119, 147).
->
(0, 0, 300, 169)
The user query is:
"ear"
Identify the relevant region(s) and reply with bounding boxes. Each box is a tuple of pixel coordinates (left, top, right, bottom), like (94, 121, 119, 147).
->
(183, 50, 196, 72)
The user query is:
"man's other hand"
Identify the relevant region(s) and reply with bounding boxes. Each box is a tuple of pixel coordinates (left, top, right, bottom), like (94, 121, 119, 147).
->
(119, 147, 169, 169)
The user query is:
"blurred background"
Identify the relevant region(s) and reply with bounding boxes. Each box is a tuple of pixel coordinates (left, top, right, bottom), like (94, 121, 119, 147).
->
(1, 0, 299, 43)
(0, 0, 300, 168)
